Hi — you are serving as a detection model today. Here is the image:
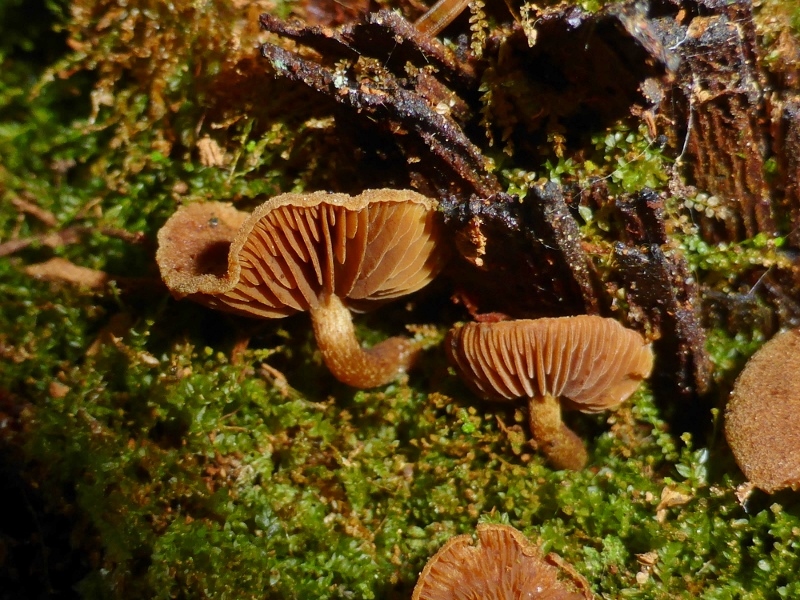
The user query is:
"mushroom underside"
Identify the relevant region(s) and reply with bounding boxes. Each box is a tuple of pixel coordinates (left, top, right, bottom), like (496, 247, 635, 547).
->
(412, 523, 585, 600)
(446, 316, 653, 469)
(157, 190, 445, 388)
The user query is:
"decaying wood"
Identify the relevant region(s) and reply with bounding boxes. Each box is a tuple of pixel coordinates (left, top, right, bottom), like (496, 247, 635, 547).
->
(259, 10, 495, 199)
(655, 0, 800, 247)
(482, 1, 675, 158)
(655, 1, 772, 241)
(770, 97, 800, 245)
(257, 0, 799, 404)
(607, 187, 711, 398)
(440, 185, 600, 318)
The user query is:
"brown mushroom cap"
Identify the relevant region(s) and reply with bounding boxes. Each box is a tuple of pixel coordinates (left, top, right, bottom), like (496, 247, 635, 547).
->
(411, 523, 586, 600)
(156, 201, 249, 306)
(156, 189, 444, 388)
(157, 189, 442, 316)
(445, 316, 652, 469)
(724, 328, 800, 493)
(445, 316, 653, 413)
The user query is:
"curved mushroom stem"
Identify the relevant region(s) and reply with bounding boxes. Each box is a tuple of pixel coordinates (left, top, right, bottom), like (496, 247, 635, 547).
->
(527, 394, 588, 470)
(310, 294, 419, 388)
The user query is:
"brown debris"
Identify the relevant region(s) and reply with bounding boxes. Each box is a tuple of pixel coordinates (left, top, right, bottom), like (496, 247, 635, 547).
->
(10, 196, 58, 227)
(24, 257, 109, 290)
(655, 485, 693, 522)
(0, 227, 85, 258)
(528, 185, 600, 314)
(604, 187, 712, 398)
(197, 136, 227, 168)
(665, 2, 773, 241)
(440, 185, 600, 318)
(48, 381, 71, 399)
(0, 224, 147, 258)
(622, 0, 800, 373)
(21, 254, 159, 298)
(760, 265, 800, 330)
(258, 363, 293, 398)
(481, 2, 676, 158)
(86, 313, 135, 358)
(260, 10, 476, 89)
(613, 241, 710, 397)
(769, 96, 800, 246)
(259, 10, 496, 199)
(656, 0, 800, 245)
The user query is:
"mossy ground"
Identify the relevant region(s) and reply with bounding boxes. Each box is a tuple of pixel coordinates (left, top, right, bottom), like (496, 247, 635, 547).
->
(2, 1, 800, 598)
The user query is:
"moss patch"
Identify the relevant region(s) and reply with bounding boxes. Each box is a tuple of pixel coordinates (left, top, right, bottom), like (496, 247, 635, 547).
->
(3, 1, 800, 599)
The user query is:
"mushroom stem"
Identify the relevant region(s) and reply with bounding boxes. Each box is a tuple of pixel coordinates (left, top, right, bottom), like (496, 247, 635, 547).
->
(528, 394, 588, 470)
(311, 294, 419, 388)
(415, 0, 470, 36)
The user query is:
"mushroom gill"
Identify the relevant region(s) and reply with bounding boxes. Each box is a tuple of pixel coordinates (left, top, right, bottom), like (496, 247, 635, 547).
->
(724, 328, 800, 493)
(412, 523, 587, 600)
(445, 316, 653, 470)
(156, 189, 445, 388)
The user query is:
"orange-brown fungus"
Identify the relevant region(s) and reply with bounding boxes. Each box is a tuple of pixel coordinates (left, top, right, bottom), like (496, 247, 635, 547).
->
(156, 201, 249, 297)
(725, 328, 800, 493)
(411, 523, 587, 600)
(415, 0, 471, 37)
(446, 316, 653, 470)
(156, 189, 444, 388)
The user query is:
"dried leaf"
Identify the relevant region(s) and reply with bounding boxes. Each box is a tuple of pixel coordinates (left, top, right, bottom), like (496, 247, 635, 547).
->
(655, 485, 692, 522)
(11, 196, 58, 226)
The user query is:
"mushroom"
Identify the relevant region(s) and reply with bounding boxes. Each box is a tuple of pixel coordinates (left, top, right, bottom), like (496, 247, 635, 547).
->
(445, 316, 653, 470)
(412, 523, 587, 600)
(724, 328, 800, 493)
(415, 0, 470, 36)
(156, 189, 445, 388)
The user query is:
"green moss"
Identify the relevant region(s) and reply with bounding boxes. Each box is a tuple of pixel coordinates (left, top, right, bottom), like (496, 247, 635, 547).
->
(543, 123, 670, 194)
(670, 214, 788, 384)
(497, 121, 670, 202)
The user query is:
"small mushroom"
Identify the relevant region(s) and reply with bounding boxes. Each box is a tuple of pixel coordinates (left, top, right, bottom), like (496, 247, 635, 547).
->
(724, 328, 800, 493)
(156, 189, 445, 388)
(412, 523, 587, 600)
(415, 0, 470, 36)
(445, 316, 653, 470)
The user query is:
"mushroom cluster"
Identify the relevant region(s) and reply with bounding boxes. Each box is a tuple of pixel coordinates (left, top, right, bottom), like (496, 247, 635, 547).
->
(445, 316, 653, 470)
(156, 192, 655, 473)
(412, 523, 587, 600)
(157, 189, 445, 388)
(724, 328, 800, 493)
